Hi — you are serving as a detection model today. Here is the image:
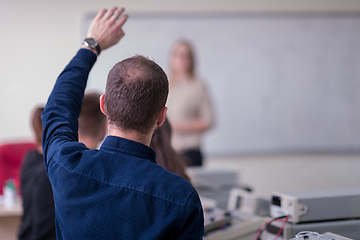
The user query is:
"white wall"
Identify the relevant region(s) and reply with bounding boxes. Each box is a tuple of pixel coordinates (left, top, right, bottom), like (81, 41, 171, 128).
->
(1, 0, 360, 142)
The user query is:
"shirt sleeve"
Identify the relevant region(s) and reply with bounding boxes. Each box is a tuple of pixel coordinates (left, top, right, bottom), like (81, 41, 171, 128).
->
(41, 49, 97, 168)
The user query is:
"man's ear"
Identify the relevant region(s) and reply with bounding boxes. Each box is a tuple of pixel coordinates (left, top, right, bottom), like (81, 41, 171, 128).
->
(100, 94, 107, 116)
(156, 107, 167, 127)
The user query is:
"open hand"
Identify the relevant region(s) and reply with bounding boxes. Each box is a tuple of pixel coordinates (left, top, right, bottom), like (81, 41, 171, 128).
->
(86, 7, 128, 52)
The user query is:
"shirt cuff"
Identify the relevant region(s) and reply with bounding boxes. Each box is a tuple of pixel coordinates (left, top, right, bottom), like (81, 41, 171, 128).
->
(76, 48, 97, 67)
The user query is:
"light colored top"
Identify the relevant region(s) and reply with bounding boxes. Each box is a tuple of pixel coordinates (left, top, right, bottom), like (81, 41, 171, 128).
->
(167, 78, 214, 152)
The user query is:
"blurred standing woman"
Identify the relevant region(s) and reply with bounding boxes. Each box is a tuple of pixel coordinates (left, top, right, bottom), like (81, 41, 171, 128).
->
(167, 40, 214, 166)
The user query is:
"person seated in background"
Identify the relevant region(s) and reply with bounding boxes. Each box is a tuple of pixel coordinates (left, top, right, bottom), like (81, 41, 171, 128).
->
(41, 6, 203, 239)
(78, 92, 107, 149)
(18, 93, 107, 240)
(150, 118, 190, 182)
(18, 107, 46, 240)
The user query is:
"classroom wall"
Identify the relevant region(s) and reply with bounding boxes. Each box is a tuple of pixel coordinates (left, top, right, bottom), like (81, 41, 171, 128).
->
(1, 0, 360, 195)
(1, 0, 360, 143)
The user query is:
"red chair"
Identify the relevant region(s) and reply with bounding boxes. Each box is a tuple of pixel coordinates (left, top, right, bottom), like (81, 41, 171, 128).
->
(0, 142, 36, 194)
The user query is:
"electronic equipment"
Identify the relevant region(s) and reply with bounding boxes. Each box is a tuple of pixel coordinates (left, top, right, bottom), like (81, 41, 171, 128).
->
(287, 231, 354, 240)
(322, 232, 354, 240)
(186, 167, 238, 190)
(228, 187, 270, 217)
(188, 167, 239, 209)
(204, 207, 232, 235)
(201, 195, 232, 235)
(200, 192, 262, 240)
(271, 188, 360, 223)
(200, 196, 218, 209)
(262, 219, 360, 240)
(204, 211, 262, 240)
(199, 190, 231, 210)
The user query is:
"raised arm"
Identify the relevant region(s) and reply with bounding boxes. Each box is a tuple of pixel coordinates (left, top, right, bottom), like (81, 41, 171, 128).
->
(41, 7, 128, 166)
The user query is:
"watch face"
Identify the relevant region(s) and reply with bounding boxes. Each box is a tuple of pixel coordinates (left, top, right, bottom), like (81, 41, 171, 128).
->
(83, 38, 101, 55)
(84, 38, 97, 48)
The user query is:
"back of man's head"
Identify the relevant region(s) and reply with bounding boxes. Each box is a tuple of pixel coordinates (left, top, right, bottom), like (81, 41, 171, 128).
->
(79, 92, 107, 145)
(105, 55, 169, 134)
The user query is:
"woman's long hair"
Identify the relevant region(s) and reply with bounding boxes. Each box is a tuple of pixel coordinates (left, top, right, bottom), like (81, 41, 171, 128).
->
(150, 119, 190, 182)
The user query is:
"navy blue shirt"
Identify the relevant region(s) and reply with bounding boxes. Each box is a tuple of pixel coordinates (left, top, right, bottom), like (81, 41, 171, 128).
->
(41, 49, 204, 240)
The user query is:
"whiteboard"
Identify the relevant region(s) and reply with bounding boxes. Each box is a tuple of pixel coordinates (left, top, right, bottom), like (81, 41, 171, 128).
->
(84, 14, 360, 156)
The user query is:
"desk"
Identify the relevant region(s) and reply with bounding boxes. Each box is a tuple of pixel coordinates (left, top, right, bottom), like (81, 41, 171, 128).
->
(0, 201, 22, 240)
(204, 217, 261, 240)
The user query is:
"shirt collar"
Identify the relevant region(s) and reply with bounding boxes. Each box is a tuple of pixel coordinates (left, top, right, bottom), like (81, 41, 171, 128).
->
(100, 135, 156, 163)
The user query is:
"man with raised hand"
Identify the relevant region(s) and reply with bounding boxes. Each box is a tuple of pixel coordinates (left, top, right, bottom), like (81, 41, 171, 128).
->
(41, 6, 204, 240)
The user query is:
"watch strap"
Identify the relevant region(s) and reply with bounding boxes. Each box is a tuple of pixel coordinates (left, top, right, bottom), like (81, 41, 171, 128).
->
(94, 43, 101, 56)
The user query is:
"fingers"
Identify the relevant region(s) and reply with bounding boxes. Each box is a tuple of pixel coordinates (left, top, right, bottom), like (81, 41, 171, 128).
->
(87, 6, 128, 51)
(115, 14, 128, 29)
(108, 7, 125, 25)
(100, 7, 126, 26)
(102, 6, 117, 21)
(94, 8, 107, 21)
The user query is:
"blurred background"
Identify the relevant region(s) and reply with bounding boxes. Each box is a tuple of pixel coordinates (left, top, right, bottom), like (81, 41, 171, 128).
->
(1, 0, 360, 197)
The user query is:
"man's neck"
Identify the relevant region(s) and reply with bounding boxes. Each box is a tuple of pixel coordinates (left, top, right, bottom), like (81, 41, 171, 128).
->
(107, 125, 153, 146)
(79, 136, 100, 150)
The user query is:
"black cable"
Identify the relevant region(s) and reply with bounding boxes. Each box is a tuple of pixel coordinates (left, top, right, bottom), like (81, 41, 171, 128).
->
(257, 215, 288, 240)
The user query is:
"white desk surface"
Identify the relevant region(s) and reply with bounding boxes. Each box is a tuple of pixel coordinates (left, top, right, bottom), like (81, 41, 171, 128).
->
(0, 202, 23, 217)
(0, 200, 22, 240)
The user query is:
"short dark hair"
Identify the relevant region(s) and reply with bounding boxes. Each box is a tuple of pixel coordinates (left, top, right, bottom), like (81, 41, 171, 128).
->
(79, 92, 106, 138)
(105, 55, 169, 134)
(32, 106, 44, 145)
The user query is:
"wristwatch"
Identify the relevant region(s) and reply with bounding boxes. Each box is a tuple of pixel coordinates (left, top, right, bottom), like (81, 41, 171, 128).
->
(83, 38, 101, 55)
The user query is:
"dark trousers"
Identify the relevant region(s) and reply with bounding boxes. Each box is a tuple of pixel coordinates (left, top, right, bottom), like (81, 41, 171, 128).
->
(182, 149, 203, 166)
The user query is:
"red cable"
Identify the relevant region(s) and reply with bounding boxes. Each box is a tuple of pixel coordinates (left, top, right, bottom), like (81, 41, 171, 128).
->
(255, 221, 268, 240)
(254, 215, 290, 240)
(274, 215, 289, 240)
